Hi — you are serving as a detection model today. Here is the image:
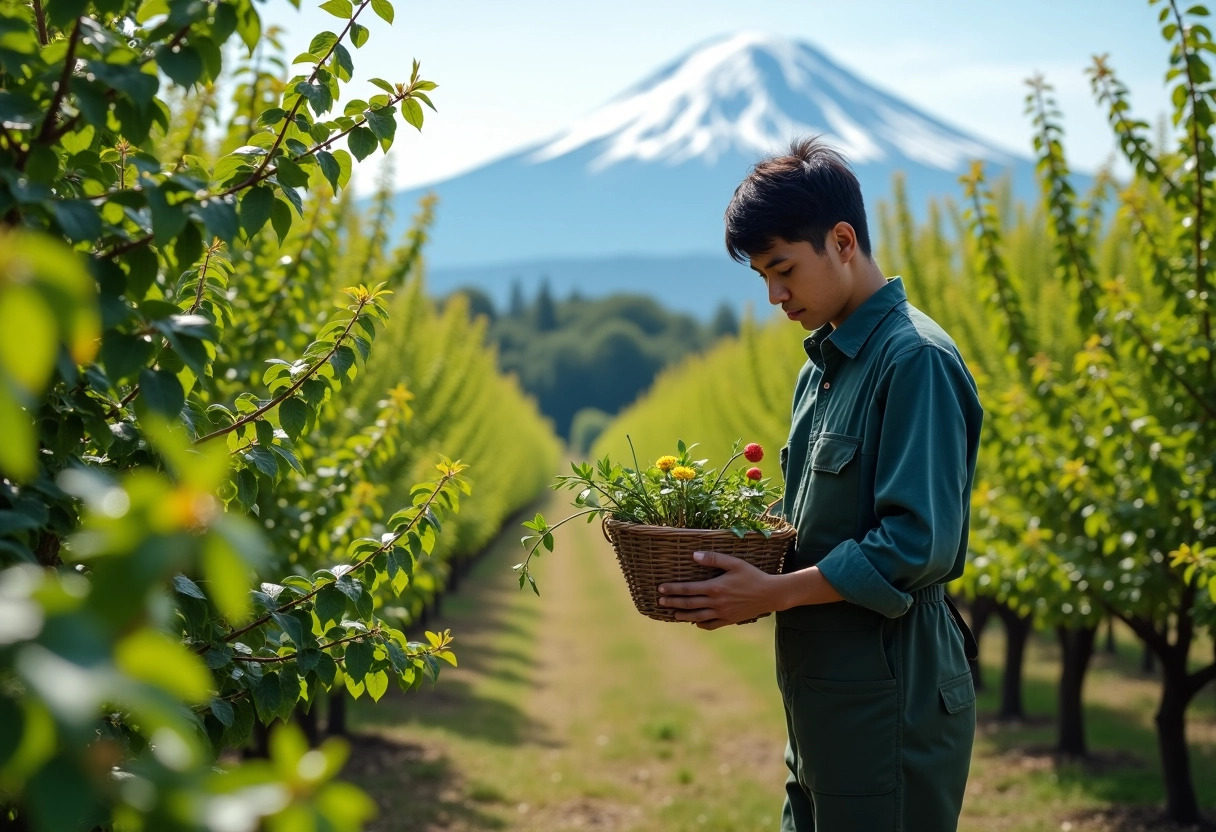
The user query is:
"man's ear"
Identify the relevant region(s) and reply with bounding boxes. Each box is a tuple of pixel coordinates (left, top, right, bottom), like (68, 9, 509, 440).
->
(833, 222, 856, 260)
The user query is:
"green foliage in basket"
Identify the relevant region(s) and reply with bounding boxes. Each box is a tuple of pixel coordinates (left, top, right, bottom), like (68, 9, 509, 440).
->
(516, 439, 781, 593)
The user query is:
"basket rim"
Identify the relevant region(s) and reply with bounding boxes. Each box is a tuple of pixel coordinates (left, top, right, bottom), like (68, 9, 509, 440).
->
(603, 516, 795, 539)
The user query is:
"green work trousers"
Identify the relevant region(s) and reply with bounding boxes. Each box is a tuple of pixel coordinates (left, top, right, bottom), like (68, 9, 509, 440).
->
(775, 584, 975, 832)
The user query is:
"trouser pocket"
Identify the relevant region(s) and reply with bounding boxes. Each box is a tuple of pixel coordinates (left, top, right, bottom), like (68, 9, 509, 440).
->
(789, 675, 898, 795)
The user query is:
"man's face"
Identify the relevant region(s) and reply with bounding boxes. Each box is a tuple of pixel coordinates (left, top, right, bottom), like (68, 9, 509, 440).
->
(748, 235, 850, 332)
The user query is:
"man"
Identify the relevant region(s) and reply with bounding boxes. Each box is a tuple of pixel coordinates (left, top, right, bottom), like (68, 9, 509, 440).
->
(657, 138, 983, 832)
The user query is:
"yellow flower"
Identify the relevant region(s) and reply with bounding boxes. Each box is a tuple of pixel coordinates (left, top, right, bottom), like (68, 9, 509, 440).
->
(656, 455, 678, 472)
(671, 466, 696, 481)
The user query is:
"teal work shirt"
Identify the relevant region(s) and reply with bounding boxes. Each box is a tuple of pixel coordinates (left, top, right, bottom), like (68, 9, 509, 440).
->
(778, 277, 983, 619)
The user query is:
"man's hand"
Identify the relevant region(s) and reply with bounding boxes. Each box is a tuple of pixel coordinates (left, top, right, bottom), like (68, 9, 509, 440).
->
(657, 550, 783, 630)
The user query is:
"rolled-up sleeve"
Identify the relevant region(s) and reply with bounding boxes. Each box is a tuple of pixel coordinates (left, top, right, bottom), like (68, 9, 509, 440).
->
(815, 344, 973, 617)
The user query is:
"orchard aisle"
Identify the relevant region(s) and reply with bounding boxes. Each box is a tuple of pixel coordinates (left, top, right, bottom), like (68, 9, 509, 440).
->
(344, 495, 1216, 832)
(346, 494, 789, 832)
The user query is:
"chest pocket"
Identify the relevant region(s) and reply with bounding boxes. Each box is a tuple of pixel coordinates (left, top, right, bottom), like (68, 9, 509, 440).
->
(794, 433, 862, 554)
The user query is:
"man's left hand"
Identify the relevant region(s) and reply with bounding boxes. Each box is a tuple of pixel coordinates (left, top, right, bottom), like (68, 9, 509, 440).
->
(657, 550, 782, 629)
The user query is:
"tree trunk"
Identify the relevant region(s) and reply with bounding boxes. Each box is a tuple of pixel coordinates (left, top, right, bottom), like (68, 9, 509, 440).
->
(296, 700, 320, 747)
(1103, 616, 1116, 654)
(1055, 624, 1097, 757)
(969, 595, 998, 692)
(1157, 654, 1201, 825)
(1141, 641, 1156, 676)
(996, 603, 1032, 720)
(327, 691, 348, 737)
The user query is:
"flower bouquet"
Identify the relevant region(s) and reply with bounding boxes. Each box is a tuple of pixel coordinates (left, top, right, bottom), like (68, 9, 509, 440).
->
(517, 439, 795, 623)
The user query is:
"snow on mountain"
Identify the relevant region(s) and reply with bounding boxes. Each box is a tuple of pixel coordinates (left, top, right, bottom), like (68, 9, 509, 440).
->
(386, 32, 1039, 310)
(530, 31, 1010, 173)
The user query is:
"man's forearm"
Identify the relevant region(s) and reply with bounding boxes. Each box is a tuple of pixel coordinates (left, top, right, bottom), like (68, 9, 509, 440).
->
(771, 566, 844, 611)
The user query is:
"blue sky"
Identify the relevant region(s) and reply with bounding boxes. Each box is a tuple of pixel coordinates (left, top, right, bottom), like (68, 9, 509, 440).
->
(264, 0, 1171, 191)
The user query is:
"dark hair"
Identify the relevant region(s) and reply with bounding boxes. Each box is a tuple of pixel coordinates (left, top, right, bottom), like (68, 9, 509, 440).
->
(724, 136, 872, 263)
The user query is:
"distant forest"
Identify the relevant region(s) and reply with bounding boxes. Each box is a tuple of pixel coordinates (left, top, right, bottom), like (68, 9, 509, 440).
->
(445, 282, 741, 449)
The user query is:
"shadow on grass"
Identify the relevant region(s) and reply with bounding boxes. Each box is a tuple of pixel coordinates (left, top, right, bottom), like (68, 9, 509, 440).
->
(344, 732, 508, 832)
(974, 651, 1216, 819)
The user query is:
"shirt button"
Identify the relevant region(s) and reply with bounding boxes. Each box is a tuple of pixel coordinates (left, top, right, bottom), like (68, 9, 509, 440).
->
(823, 382, 831, 390)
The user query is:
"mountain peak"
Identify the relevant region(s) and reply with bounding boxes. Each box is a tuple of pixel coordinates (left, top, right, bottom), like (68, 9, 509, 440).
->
(530, 32, 1014, 173)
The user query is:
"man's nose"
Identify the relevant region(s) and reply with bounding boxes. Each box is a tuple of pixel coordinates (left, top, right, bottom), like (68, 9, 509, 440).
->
(767, 279, 789, 306)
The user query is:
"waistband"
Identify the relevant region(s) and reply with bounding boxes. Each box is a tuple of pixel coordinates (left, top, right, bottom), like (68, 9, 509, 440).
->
(776, 583, 945, 630)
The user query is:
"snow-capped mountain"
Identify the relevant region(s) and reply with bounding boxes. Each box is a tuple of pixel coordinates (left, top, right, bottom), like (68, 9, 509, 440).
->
(389, 32, 1039, 312)
(529, 31, 1011, 174)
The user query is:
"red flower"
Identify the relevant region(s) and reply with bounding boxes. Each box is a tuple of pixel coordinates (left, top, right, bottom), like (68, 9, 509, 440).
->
(746, 467, 763, 481)
(744, 443, 763, 463)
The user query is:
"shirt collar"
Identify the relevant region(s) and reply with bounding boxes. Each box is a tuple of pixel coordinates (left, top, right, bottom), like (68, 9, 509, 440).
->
(803, 277, 907, 362)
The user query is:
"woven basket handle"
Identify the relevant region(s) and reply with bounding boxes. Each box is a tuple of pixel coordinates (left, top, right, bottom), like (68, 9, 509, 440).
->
(601, 515, 613, 544)
(763, 498, 783, 520)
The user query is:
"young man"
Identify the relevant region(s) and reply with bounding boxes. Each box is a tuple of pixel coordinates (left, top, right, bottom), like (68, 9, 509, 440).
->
(657, 138, 983, 832)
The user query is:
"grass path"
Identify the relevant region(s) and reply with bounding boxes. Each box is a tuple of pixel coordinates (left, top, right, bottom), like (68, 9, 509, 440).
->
(344, 498, 1216, 831)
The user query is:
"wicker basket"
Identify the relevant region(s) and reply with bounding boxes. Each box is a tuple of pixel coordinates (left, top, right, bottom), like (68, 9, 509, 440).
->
(602, 517, 795, 624)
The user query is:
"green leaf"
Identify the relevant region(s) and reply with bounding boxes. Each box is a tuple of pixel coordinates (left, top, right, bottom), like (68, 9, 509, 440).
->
(274, 157, 310, 188)
(224, 699, 255, 748)
(236, 2, 262, 53)
(350, 22, 369, 48)
(257, 107, 287, 126)
(115, 630, 212, 703)
(316, 150, 340, 191)
(202, 531, 253, 624)
(210, 697, 235, 727)
(319, 0, 353, 17)
(246, 446, 279, 479)
(347, 125, 377, 161)
(196, 195, 240, 244)
(239, 185, 274, 237)
(366, 669, 389, 701)
(172, 574, 207, 600)
(201, 643, 234, 669)
(330, 344, 356, 379)
(333, 574, 363, 605)
(136, 368, 185, 419)
(333, 43, 354, 80)
(314, 584, 346, 628)
(157, 44, 204, 88)
(252, 672, 283, 723)
(270, 198, 293, 243)
(371, 0, 394, 22)
(314, 652, 338, 687)
(297, 80, 333, 116)
(52, 200, 102, 243)
(308, 31, 339, 55)
(279, 396, 309, 442)
(272, 612, 306, 647)
(365, 107, 396, 142)
(332, 149, 353, 189)
(342, 639, 373, 680)
(0, 285, 57, 396)
(401, 98, 423, 131)
(0, 385, 35, 480)
(146, 185, 189, 247)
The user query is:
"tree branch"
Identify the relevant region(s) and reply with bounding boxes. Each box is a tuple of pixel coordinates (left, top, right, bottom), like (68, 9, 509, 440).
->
(32, 0, 48, 46)
(1167, 0, 1211, 371)
(219, 90, 407, 199)
(229, 629, 382, 664)
(1187, 660, 1216, 699)
(210, 472, 456, 649)
(235, 0, 372, 192)
(192, 297, 368, 445)
(97, 233, 154, 261)
(34, 18, 83, 145)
